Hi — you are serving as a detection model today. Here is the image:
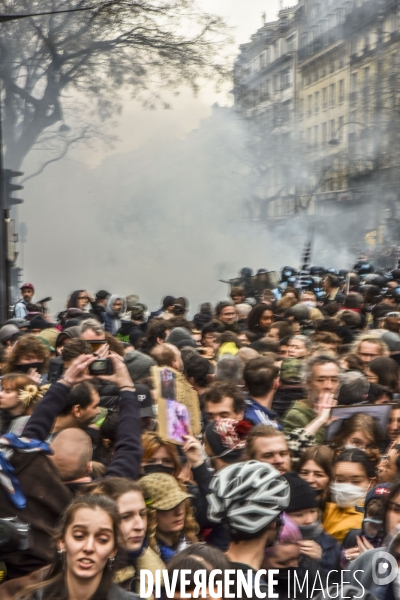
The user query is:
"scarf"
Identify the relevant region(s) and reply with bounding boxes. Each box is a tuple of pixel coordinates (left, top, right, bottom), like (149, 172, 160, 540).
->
(0, 433, 52, 509)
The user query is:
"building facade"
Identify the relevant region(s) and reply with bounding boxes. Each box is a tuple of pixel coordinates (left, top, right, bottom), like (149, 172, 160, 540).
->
(234, 0, 400, 245)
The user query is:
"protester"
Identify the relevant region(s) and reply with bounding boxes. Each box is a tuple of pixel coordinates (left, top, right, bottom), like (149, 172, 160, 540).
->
(0, 374, 43, 435)
(139, 473, 198, 562)
(14, 284, 35, 319)
(15, 494, 136, 600)
(297, 445, 334, 509)
(8, 266, 400, 598)
(323, 449, 377, 541)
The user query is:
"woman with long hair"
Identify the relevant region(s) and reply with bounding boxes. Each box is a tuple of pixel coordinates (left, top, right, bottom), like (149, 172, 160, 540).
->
(0, 373, 44, 435)
(246, 304, 275, 339)
(140, 472, 199, 563)
(330, 413, 382, 462)
(365, 356, 399, 393)
(141, 431, 181, 478)
(17, 494, 138, 600)
(297, 445, 334, 511)
(85, 477, 164, 596)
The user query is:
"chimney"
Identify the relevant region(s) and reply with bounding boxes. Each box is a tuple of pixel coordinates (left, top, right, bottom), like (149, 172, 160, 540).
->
(262, 12, 266, 25)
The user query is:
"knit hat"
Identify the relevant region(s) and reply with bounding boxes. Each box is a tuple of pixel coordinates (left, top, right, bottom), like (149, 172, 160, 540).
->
(96, 290, 110, 300)
(162, 296, 176, 310)
(286, 303, 310, 322)
(382, 331, 400, 353)
(125, 350, 156, 382)
(0, 324, 20, 344)
(284, 472, 318, 513)
(280, 358, 302, 385)
(166, 327, 192, 348)
(205, 419, 252, 464)
(140, 473, 192, 510)
(38, 328, 60, 350)
(28, 315, 55, 331)
(7, 318, 30, 329)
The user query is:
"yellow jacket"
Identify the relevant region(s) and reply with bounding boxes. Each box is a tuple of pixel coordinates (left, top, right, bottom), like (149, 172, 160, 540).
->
(323, 502, 364, 542)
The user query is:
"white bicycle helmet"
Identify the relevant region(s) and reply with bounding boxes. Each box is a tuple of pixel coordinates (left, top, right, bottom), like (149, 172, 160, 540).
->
(207, 460, 290, 534)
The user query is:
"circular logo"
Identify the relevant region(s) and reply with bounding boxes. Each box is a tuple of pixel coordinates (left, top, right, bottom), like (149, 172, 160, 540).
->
(372, 551, 399, 586)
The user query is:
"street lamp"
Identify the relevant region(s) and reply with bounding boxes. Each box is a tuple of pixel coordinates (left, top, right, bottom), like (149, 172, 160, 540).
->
(328, 121, 365, 145)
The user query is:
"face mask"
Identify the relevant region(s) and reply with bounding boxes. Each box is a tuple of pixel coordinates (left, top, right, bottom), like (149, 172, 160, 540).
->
(302, 301, 316, 308)
(16, 362, 43, 374)
(142, 464, 174, 476)
(330, 482, 369, 509)
(298, 520, 323, 541)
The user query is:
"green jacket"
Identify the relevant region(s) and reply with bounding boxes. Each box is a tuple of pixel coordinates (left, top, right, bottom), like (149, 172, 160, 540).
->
(283, 400, 326, 445)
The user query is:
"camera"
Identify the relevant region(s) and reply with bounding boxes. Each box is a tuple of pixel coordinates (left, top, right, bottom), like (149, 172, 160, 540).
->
(0, 517, 30, 552)
(89, 358, 114, 376)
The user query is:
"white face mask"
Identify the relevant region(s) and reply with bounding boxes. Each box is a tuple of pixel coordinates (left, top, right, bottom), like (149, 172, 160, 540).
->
(330, 482, 369, 508)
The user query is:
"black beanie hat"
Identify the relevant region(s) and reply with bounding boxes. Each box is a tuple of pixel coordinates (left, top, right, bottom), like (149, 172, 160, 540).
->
(284, 472, 318, 513)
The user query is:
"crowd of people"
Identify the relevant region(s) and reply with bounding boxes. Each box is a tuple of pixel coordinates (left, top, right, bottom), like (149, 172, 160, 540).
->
(2, 263, 400, 599)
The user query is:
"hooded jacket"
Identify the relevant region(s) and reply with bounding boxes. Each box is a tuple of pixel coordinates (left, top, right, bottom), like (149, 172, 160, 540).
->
(104, 295, 127, 335)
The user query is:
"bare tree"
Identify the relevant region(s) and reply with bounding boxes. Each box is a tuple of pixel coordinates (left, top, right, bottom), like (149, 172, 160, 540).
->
(0, 0, 231, 171)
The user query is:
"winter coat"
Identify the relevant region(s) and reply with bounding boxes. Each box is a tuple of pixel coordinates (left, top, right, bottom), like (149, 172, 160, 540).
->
(104, 295, 127, 335)
(283, 400, 326, 444)
(323, 502, 364, 542)
(115, 546, 165, 599)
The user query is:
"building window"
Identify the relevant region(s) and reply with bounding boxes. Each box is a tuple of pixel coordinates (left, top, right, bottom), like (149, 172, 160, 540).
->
(315, 91, 320, 114)
(314, 125, 319, 146)
(308, 95, 312, 117)
(322, 122, 328, 144)
(322, 87, 328, 110)
(299, 99, 304, 120)
(330, 119, 336, 140)
(338, 116, 344, 140)
(282, 69, 292, 88)
(330, 83, 336, 107)
(339, 79, 345, 103)
(351, 72, 358, 92)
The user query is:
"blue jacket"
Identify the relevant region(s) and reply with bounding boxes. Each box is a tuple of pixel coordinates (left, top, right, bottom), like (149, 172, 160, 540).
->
(244, 397, 282, 429)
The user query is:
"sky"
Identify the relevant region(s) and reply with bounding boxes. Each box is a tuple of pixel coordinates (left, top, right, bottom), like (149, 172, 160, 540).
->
(19, 0, 304, 314)
(65, 0, 299, 163)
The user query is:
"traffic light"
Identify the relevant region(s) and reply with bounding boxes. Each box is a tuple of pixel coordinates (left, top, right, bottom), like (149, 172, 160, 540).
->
(3, 169, 23, 210)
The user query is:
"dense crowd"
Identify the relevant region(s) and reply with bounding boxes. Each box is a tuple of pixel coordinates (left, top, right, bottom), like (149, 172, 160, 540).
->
(2, 263, 400, 599)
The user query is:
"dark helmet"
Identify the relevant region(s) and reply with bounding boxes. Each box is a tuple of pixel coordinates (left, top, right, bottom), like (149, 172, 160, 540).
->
(338, 269, 349, 279)
(281, 266, 298, 282)
(370, 275, 389, 288)
(392, 269, 400, 281)
(257, 269, 268, 275)
(326, 267, 336, 275)
(310, 266, 325, 276)
(240, 268, 253, 278)
(354, 261, 374, 275)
